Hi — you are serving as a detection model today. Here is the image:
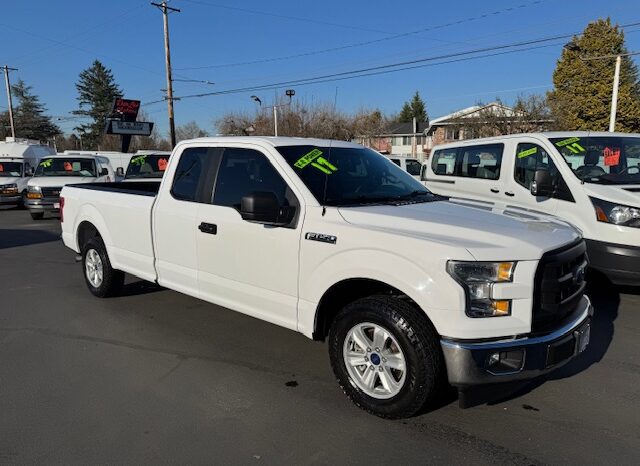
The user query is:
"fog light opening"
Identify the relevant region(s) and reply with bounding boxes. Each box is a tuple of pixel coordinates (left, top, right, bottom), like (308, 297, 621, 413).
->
(486, 349, 525, 374)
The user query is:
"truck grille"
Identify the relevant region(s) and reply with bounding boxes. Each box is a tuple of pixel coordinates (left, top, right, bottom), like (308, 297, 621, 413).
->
(532, 240, 588, 333)
(41, 186, 62, 198)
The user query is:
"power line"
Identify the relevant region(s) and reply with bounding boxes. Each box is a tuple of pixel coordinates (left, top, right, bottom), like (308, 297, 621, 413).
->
(174, 0, 550, 70)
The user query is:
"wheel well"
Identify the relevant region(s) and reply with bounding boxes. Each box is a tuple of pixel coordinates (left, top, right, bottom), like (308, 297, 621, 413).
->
(313, 278, 419, 341)
(77, 221, 101, 250)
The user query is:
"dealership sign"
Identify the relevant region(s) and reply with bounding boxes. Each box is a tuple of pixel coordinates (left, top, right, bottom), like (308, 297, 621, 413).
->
(107, 120, 154, 136)
(112, 98, 141, 120)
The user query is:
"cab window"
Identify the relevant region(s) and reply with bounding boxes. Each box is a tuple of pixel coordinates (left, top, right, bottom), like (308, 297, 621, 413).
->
(459, 144, 503, 180)
(405, 159, 422, 176)
(213, 148, 294, 211)
(514, 143, 574, 202)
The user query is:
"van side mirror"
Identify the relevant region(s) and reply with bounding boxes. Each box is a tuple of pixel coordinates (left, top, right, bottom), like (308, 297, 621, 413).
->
(116, 167, 124, 177)
(25, 168, 34, 176)
(99, 167, 109, 177)
(240, 191, 295, 226)
(531, 169, 554, 197)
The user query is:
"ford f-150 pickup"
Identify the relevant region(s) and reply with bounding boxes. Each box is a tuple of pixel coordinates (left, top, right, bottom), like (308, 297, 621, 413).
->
(60, 137, 593, 418)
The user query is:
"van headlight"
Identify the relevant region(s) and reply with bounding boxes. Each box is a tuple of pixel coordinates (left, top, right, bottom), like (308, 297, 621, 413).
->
(447, 261, 515, 317)
(0, 183, 18, 194)
(591, 197, 640, 228)
(27, 185, 42, 199)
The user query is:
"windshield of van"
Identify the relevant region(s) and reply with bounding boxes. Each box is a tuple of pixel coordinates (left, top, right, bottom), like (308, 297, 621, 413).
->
(550, 136, 640, 185)
(277, 145, 437, 206)
(125, 154, 169, 179)
(35, 158, 97, 177)
(0, 162, 23, 177)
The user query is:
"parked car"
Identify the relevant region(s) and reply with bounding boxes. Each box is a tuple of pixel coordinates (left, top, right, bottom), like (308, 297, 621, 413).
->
(123, 151, 171, 182)
(26, 155, 114, 220)
(422, 132, 640, 286)
(386, 155, 422, 179)
(0, 139, 55, 208)
(64, 150, 130, 181)
(60, 137, 592, 418)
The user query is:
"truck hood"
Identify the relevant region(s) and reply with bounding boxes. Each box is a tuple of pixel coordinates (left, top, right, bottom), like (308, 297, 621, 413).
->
(28, 176, 97, 188)
(338, 200, 581, 261)
(580, 183, 640, 207)
(0, 176, 20, 185)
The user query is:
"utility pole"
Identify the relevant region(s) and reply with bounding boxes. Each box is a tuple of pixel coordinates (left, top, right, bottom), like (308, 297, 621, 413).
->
(151, 1, 180, 147)
(609, 55, 621, 132)
(3, 65, 17, 139)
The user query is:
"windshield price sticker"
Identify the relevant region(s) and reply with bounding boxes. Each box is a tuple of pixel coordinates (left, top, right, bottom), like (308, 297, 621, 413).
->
(0, 164, 3, 172)
(39, 159, 53, 168)
(130, 155, 147, 166)
(604, 147, 621, 166)
(517, 147, 538, 158)
(294, 149, 338, 175)
(554, 137, 585, 154)
(158, 158, 168, 171)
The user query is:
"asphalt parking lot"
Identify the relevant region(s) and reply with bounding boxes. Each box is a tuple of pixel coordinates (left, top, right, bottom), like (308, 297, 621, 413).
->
(0, 208, 639, 465)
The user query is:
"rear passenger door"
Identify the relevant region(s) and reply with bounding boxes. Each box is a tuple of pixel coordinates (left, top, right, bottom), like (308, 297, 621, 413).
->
(427, 143, 507, 203)
(196, 146, 303, 330)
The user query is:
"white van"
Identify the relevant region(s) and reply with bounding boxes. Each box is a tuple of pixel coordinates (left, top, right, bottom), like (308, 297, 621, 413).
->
(0, 139, 55, 207)
(26, 154, 114, 219)
(422, 132, 640, 286)
(386, 155, 422, 180)
(63, 150, 130, 181)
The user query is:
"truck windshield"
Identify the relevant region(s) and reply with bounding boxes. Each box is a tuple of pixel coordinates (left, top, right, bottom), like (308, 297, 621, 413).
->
(35, 158, 97, 177)
(550, 136, 640, 185)
(125, 154, 169, 179)
(0, 162, 23, 177)
(277, 145, 436, 206)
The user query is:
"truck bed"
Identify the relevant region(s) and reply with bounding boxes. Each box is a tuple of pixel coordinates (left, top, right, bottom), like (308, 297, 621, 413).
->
(67, 181, 161, 196)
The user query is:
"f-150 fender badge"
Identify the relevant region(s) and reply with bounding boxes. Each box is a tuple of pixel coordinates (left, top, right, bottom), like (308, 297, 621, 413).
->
(305, 232, 337, 244)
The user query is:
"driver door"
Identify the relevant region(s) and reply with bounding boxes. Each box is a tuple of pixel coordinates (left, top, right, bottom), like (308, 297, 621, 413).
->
(196, 146, 303, 330)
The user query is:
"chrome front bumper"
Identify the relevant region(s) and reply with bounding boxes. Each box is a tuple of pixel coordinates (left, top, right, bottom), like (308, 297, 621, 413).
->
(440, 296, 593, 386)
(26, 197, 60, 212)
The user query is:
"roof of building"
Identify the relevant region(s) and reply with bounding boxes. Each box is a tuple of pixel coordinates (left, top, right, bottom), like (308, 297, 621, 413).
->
(430, 102, 515, 125)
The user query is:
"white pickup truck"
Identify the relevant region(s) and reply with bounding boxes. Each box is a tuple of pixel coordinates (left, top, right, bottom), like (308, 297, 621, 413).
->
(60, 137, 592, 418)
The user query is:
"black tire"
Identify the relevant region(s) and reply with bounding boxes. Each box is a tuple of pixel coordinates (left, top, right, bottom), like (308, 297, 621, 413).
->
(328, 295, 444, 419)
(30, 211, 44, 220)
(20, 191, 27, 209)
(81, 237, 124, 298)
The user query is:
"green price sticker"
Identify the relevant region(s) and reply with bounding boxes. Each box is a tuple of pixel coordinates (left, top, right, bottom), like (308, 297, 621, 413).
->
(293, 149, 339, 175)
(39, 159, 52, 167)
(517, 147, 538, 158)
(130, 155, 147, 165)
(554, 137, 585, 154)
(294, 149, 323, 169)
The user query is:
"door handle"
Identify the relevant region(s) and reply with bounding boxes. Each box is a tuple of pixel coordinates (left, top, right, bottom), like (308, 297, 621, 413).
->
(198, 222, 217, 235)
(490, 188, 500, 193)
(504, 191, 515, 197)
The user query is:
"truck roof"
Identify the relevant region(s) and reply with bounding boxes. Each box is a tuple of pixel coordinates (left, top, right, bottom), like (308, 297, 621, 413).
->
(432, 131, 640, 150)
(181, 136, 364, 149)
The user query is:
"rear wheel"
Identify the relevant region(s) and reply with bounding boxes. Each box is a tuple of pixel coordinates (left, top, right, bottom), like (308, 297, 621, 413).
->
(30, 211, 44, 220)
(82, 237, 124, 297)
(329, 295, 444, 419)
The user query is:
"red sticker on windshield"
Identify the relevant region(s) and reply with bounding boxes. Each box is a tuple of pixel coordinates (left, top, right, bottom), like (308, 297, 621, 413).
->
(64, 161, 73, 171)
(158, 158, 168, 171)
(604, 147, 620, 166)
(0, 164, 3, 172)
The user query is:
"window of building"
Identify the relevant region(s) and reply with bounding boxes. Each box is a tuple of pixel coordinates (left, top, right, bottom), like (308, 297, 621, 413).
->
(445, 128, 460, 141)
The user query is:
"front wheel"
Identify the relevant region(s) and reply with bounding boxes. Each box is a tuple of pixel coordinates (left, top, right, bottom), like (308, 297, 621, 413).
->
(82, 238, 124, 297)
(329, 295, 444, 419)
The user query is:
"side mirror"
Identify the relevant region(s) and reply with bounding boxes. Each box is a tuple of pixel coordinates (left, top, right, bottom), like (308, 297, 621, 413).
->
(240, 191, 294, 226)
(25, 168, 34, 176)
(99, 167, 109, 177)
(116, 167, 124, 177)
(531, 169, 554, 197)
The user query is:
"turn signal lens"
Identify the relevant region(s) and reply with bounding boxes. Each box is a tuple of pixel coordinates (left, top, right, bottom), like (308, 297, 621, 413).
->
(27, 192, 42, 199)
(595, 205, 609, 222)
(493, 300, 511, 316)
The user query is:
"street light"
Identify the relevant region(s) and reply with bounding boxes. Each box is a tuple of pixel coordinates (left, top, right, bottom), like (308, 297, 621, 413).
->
(250, 89, 295, 137)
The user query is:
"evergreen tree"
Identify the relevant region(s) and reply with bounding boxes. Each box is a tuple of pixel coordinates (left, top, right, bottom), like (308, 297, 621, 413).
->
(548, 18, 640, 131)
(398, 91, 428, 123)
(73, 60, 122, 149)
(0, 80, 60, 141)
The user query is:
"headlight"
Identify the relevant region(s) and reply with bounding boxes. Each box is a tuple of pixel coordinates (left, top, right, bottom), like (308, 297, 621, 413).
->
(28, 185, 41, 193)
(590, 197, 640, 228)
(27, 185, 42, 199)
(0, 183, 17, 189)
(0, 183, 18, 194)
(447, 261, 515, 318)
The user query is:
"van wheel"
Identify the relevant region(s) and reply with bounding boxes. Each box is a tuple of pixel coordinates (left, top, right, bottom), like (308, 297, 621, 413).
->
(20, 191, 27, 209)
(328, 295, 444, 419)
(30, 211, 44, 220)
(82, 238, 124, 298)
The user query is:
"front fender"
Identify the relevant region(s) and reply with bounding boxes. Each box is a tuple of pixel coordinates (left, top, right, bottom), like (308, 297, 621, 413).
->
(297, 248, 465, 338)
